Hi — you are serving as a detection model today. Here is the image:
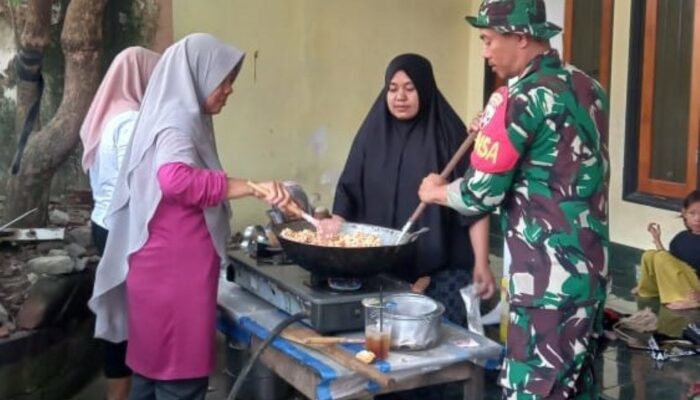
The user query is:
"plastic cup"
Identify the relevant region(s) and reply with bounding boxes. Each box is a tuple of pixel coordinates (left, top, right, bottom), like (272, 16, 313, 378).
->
(361, 297, 392, 360)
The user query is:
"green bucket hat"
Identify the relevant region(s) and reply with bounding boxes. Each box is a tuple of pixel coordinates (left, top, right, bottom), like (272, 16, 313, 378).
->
(466, 0, 562, 40)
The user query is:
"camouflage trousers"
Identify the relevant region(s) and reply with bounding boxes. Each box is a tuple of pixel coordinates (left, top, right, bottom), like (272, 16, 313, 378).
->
(499, 302, 605, 399)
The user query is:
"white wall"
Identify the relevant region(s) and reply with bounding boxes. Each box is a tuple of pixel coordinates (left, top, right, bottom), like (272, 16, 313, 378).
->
(544, 0, 565, 54)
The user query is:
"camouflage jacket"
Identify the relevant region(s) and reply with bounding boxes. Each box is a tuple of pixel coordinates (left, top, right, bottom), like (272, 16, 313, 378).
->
(448, 50, 610, 309)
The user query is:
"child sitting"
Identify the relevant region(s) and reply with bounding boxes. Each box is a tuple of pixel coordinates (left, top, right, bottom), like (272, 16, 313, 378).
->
(634, 190, 700, 309)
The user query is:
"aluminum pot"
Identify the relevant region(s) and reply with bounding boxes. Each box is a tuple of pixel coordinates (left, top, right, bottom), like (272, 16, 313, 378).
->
(384, 293, 444, 350)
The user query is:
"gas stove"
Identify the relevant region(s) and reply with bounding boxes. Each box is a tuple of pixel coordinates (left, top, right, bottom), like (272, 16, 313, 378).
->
(228, 250, 410, 333)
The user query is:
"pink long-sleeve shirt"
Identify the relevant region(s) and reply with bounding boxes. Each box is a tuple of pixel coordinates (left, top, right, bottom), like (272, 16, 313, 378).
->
(126, 162, 227, 380)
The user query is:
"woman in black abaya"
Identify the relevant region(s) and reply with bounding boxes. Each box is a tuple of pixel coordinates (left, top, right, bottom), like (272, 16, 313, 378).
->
(331, 54, 492, 326)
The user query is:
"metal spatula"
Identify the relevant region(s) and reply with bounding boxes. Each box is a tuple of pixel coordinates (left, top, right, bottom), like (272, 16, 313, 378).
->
(0, 208, 38, 233)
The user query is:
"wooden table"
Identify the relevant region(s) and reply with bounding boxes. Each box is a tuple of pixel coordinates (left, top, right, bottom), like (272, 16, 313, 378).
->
(244, 333, 485, 399)
(217, 277, 500, 400)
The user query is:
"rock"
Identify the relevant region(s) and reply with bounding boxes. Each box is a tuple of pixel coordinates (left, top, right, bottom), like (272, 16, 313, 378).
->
(66, 227, 92, 248)
(74, 258, 88, 272)
(72, 209, 91, 223)
(0, 266, 31, 312)
(49, 209, 71, 225)
(0, 302, 8, 323)
(16, 273, 93, 329)
(48, 249, 69, 257)
(27, 256, 75, 275)
(36, 241, 67, 253)
(27, 272, 39, 285)
(64, 243, 86, 258)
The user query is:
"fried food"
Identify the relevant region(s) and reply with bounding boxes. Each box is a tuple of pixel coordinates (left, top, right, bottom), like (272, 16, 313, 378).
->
(355, 349, 376, 364)
(280, 228, 381, 248)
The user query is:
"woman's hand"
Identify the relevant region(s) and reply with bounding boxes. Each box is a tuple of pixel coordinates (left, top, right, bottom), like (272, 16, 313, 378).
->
(253, 181, 292, 209)
(411, 276, 431, 294)
(418, 173, 448, 205)
(317, 214, 345, 237)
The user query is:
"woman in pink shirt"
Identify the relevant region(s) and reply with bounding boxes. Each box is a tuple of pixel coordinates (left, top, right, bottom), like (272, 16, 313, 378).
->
(88, 33, 290, 399)
(81, 46, 160, 400)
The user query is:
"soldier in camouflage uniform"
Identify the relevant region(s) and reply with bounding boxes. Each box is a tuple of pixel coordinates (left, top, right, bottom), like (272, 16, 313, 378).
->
(418, 0, 610, 398)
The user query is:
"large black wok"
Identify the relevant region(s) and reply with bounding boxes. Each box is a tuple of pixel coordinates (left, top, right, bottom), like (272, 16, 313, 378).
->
(272, 220, 426, 278)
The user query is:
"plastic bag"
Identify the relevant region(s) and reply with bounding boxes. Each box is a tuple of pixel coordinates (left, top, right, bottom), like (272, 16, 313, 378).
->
(460, 284, 484, 335)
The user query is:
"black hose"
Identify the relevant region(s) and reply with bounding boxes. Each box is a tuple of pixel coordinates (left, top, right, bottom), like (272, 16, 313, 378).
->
(226, 311, 308, 400)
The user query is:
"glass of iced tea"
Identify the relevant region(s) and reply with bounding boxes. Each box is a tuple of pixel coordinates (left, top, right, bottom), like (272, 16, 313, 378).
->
(361, 297, 392, 360)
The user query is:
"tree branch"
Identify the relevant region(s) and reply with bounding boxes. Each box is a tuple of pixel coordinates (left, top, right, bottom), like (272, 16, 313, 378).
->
(20, 0, 107, 174)
(19, 0, 52, 51)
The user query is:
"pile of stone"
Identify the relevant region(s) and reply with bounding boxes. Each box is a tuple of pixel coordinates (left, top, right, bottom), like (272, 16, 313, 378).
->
(0, 192, 98, 338)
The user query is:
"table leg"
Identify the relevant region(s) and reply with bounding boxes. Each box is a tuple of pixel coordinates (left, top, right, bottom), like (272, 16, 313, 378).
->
(463, 366, 484, 400)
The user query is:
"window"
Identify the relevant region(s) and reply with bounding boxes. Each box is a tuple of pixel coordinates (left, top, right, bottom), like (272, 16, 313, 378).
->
(563, 0, 614, 91)
(624, 0, 700, 205)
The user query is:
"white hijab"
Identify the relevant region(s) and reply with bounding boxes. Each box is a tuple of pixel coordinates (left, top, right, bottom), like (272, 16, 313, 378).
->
(89, 33, 245, 342)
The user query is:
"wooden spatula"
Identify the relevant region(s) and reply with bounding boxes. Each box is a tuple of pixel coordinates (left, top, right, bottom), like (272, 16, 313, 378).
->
(395, 131, 478, 244)
(246, 181, 321, 229)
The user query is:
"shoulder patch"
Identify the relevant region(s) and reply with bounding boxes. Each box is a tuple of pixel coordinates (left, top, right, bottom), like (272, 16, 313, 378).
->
(470, 86, 520, 174)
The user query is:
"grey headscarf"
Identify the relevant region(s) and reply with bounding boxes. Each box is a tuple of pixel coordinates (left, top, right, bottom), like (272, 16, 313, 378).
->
(88, 33, 245, 342)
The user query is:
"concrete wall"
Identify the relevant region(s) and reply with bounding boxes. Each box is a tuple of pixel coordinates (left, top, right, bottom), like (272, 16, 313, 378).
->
(172, 0, 483, 232)
(172, 0, 686, 250)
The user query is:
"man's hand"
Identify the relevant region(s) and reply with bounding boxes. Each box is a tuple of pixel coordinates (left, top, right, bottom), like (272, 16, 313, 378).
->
(473, 263, 496, 299)
(418, 173, 448, 206)
(411, 276, 431, 294)
(468, 112, 483, 135)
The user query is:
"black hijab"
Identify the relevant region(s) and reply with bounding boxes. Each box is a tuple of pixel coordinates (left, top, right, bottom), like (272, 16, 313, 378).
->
(333, 54, 481, 281)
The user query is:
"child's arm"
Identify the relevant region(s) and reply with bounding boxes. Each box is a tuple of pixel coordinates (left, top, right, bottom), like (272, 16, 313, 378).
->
(647, 222, 665, 251)
(469, 215, 495, 298)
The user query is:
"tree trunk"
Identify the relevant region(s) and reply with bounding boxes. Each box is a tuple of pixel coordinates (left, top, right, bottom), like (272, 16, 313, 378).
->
(14, 0, 51, 165)
(5, 0, 108, 227)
